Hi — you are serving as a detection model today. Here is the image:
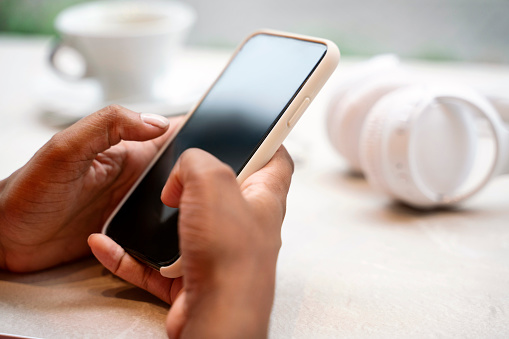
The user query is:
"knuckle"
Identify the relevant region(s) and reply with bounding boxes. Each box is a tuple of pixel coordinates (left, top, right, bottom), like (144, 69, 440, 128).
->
(139, 265, 153, 291)
(103, 104, 124, 118)
(45, 128, 94, 165)
(100, 104, 126, 127)
(255, 190, 287, 225)
(47, 131, 68, 150)
(103, 104, 122, 126)
(91, 105, 122, 128)
(99, 104, 130, 145)
(262, 172, 290, 201)
(111, 247, 126, 275)
(182, 149, 236, 185)
(45, 131, 77, 161)
(208, 162, 236, 182)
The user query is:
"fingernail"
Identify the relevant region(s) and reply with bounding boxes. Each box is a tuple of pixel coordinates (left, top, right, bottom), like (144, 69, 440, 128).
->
(140, 113, 169, 129)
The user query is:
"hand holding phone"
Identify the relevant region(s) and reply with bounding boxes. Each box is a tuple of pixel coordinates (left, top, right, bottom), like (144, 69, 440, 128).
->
(102, 30, 340, 277)
(90, 145, 296, 338)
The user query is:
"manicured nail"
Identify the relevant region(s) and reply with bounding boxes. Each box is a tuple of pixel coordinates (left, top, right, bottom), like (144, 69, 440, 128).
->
(140, 113, 169, 129)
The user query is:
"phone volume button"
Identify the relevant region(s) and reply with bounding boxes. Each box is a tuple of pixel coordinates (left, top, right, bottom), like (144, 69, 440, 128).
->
(287, 97, 311, 128)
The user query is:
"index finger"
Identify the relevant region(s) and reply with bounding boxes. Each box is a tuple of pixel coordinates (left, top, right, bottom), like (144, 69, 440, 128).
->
(241, 146, 294, 196)
(240, 146, 294, 222)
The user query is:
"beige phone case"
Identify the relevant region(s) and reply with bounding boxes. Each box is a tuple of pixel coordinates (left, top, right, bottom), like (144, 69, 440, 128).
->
(103, 30, 340, 278)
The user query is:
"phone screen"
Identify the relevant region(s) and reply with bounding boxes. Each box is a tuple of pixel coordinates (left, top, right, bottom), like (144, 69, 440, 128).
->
(106, 33, 327, 268)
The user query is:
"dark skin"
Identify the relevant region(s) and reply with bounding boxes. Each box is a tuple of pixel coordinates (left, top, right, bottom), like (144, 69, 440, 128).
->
(0, 105, 178, 272)
(0, 105, 294, 338)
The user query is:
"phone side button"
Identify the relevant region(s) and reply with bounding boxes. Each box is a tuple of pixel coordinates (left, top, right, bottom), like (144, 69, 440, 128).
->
(287, 97, 311, 128)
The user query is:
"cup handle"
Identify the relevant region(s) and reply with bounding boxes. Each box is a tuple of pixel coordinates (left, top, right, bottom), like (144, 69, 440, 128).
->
(49, 40, 90, 80)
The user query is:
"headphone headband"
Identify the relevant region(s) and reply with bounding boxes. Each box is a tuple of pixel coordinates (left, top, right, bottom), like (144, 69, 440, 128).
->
(328, 57, 509, 208)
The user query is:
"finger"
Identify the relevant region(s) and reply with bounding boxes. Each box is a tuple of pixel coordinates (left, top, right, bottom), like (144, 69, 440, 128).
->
(51, 105, 170, 161)
(150, 115, 186, 150)
(166, 291, 187, 339)
(161, 148, 238, 208)
(241, 146, 294, 210)
(260, 145, 295, 192)
(160, 154, 185, 208)
(170, 277, 184, 303)
(88, 233, 175, 304)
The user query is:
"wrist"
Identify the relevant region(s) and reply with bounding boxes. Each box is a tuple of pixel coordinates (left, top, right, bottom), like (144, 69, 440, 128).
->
(184, 283, 274, 339)
(184, 258, 278, 339)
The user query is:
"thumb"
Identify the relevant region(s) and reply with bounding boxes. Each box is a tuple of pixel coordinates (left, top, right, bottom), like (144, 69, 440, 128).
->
(53, 105, 169, 160)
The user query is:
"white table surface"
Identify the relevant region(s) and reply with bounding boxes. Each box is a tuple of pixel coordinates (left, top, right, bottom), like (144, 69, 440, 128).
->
(1, 35, 509, 338)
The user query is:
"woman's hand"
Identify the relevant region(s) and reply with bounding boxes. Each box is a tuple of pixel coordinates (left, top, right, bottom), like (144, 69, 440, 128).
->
(0, 105, 180, 272)
(89, 147, 294, 339)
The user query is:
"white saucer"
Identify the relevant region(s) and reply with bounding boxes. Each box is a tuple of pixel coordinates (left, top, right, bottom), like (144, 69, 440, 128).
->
(33, 65, 208, 127)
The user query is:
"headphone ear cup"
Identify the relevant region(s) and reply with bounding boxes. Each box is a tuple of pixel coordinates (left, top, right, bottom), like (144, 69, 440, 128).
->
(359, 85, 482, 208)
(358, 87, 409, 201)
(327, 74, 412, 172)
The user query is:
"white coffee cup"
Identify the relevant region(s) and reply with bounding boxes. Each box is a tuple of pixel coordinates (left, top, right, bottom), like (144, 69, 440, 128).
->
(50, 0, 196, 102)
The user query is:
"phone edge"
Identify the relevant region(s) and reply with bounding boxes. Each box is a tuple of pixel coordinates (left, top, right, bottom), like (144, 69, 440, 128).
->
(101, 29, 340, 274)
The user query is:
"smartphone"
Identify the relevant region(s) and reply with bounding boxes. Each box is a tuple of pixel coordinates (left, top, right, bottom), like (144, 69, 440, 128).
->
(103, 30, 339, 278)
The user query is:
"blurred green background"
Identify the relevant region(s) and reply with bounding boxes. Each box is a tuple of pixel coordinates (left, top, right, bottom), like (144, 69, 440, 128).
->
(0, 0, 83, 35)
(1, 0, 508, 63)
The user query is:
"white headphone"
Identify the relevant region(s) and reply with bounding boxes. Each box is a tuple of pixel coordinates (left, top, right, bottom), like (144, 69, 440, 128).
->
(327, 55, 509, 209)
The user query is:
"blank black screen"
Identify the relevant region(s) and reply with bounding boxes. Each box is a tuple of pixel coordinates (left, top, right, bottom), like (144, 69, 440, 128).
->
(106, 33, 327, 267)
